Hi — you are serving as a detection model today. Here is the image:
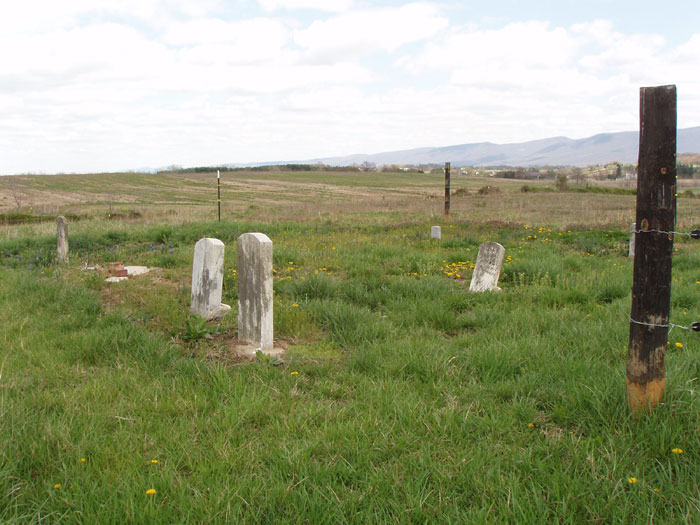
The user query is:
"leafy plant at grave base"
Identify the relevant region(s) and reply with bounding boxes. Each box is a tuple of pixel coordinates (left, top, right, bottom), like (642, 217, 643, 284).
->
(177, 315, 220, 342)
(255, 350, 284, 366)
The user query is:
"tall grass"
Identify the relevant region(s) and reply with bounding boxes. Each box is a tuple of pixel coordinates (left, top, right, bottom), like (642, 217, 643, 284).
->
(1, 214, 699, 522)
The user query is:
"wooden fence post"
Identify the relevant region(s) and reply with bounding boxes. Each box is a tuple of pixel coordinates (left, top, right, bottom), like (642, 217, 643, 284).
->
(444, 162, 451, 217)
(627, 85, 677, 415)
(217, 170, 221, 222)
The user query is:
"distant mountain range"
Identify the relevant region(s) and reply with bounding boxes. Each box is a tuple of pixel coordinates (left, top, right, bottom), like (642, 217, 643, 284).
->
(242, 126, 700, 168)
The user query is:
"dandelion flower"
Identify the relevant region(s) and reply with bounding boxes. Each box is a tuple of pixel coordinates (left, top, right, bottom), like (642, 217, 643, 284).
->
(146, 489, 157, 495)
(675, 342, 684, 349)
(80, 457, 86, 463)
(151, 459, 158, 464)
(628, 477, 638, 484)
(54, 483, 61, 489)
(672, 448, 684, 454)
(528, 423, 534, 428)
(292, 303, 299, 307)
(291, 371, 299, 376)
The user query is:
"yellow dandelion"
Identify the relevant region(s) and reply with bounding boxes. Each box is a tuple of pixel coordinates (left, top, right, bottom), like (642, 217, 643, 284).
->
(332, 246, 336, 250)
(290, 371, 299, 376)
(54, 483, 61, 489)
(672, 448, 684, 454)
(628, 477, 638, 484)
(80, 457, 86, 463)
(146, 489, 157, 495)
(675, 342, 683, 349)
(151, 459, 158, 464)
(528, 423, 534, 428)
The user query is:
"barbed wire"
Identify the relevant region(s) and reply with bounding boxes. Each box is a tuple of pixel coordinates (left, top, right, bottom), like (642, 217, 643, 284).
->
(633, 228, 700, 238)
(629, 317, 700, 332)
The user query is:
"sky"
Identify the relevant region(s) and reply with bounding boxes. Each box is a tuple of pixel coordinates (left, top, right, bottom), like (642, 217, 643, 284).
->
(1, 0, 699, 174)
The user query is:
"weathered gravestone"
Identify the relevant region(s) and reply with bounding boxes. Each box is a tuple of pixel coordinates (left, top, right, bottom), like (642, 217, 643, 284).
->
(469, 242, 505, 292)
(629, 222, 636, 258)
(431, 225, 441, 240)
(191, 238, 230, 320)
(57, 216, 68, 263)
(237, 233, 274, 351)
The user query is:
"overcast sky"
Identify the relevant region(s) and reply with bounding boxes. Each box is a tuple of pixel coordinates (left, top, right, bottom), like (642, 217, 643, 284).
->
(2, 0, 699, 174)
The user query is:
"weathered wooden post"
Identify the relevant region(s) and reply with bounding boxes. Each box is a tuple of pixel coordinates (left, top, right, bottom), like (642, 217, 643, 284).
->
(627, 85, 676, 415)
(444, 162, 451, 217)
(57, 216, 68, 263)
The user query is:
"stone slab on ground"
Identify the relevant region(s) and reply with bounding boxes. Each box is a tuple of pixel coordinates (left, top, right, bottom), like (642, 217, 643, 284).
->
(105, 276, 128, 283)
(124, 265, 152, 276)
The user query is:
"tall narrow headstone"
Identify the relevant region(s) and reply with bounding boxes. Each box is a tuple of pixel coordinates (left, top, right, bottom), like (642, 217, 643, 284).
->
(57, 216, 68, 263)
(238, 233, 273, 351)
(469, 242, 505, 292)
(431, 225, 441, 240)
(191, 238, 229, 320)
(629, 222, 636, 258)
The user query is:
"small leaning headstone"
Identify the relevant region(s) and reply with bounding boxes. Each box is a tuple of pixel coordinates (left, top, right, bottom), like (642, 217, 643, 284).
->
(191, 238, 230, 320)
(57, 216, 68, 263)
(237, 232, 274, 351)
(431, 225, 441, 240)
(469, 242, 505, 292)
(629, 222, 636, 258)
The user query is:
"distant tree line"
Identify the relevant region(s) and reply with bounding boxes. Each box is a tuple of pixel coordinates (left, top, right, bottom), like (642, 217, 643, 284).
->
(158, 164, 364, 174)
(677, 163, 699, 178)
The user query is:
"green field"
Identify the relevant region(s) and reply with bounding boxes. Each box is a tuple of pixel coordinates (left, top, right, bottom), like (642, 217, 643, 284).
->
(1, 171, 699, 522)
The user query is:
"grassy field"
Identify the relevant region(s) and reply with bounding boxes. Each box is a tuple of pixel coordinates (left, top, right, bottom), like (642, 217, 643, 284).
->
(1, 170, 699, 522)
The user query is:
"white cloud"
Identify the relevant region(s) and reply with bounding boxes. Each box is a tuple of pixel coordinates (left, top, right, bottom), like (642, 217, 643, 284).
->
(1, 2, 699, 174)
(294, 3, 448, 62)
(163, 17, 290, 64)
(258, 0, 353, 12)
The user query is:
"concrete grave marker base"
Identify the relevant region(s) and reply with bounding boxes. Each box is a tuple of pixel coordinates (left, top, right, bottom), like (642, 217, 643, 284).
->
(207, 303, 231, 321)
(230, 341, 285, 360)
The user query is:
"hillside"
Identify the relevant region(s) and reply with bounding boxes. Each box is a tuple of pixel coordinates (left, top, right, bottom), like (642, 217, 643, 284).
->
(301, 126, 700, 168)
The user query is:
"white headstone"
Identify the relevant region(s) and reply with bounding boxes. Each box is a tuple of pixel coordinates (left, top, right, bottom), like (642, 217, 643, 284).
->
(431, 225, 441, 240)
(469, 242, 505, 292)
(57, 216, 68, 263)
(237, 232, 273, 351)
(191, 238, 230, 320)
(629, 222, 636, 258)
